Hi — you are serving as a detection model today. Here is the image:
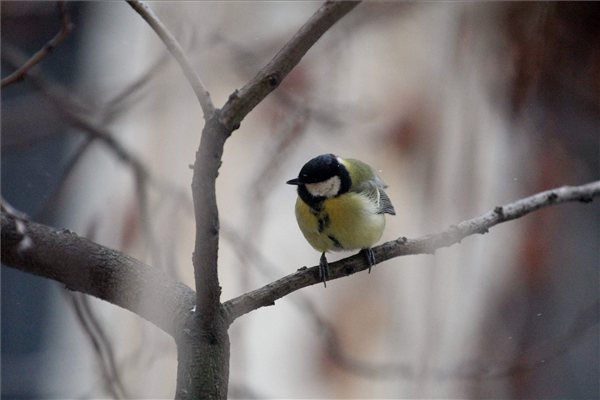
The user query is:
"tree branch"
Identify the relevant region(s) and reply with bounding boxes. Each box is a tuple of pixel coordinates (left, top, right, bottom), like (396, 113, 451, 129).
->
(3, 42, 195, 225)
(190, 116, 228, 324)
(223, 181, 600, 323)
(1, 43, 149, 176)
(1, 1, 73, 88)
(0, 211, 195, 338)
(219, 0, 360, 131)
(126, 0, 215, 118)
(447, 299, 600, 380)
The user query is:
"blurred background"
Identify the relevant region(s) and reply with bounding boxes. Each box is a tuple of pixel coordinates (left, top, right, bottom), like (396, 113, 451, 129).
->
(2, 2, 599, 399)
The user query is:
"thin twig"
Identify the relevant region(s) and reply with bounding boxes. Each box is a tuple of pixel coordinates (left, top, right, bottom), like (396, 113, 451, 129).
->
(234, 110, 309, 301)
(36, 137, 95, 221)
(215, 31, 364, 129)
(2, 43, 147, 175)
(101, 50, 171, 123)
(64, 291, 129, 399)
(126, 0, 215, 118)
(219, 0, 360, 131)
(3, 43, 192, 225)
(1, 1, 74, 88)
(223, 181, 600, 323)
(297, 296, 413, 379)
(442, 299, 600, 380)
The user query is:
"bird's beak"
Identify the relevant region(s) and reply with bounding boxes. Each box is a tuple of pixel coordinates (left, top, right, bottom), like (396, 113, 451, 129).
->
(286, 178, 301, 185)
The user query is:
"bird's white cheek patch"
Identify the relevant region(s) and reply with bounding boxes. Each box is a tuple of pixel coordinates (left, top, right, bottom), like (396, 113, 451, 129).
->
(305, 176, 341, 198)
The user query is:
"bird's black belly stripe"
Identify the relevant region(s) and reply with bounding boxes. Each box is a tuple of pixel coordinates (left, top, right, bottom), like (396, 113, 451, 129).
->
(328, 234, 342, 249)
(318, 214, 330, 233)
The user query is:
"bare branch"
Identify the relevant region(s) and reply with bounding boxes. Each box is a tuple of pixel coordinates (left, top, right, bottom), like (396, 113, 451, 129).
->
(2, 43, 149, 176)
(213, 31, 354, 129)
(493, 299, 599, 378)
(443, 299, 600, 380)
(3, 44, 193, 232)
(35, 137, 95, 221)
(0, 211, 195, 337)
(126, 0, 215, 118)
(64, 291, 129, 399)
(223, 181, 600, 323)
(219, 0, 360, 131)
(298, 296, 413, 379)
(1, 1, 74, 88)
(101, 50, 171, 123)
(191, 116, 228, 323)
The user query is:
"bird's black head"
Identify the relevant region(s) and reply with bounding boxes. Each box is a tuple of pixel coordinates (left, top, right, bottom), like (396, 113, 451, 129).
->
(287, 154, 351, 208)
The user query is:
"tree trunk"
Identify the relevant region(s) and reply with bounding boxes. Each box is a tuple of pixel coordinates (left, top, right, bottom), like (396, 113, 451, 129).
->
(175, 311, 230, 400)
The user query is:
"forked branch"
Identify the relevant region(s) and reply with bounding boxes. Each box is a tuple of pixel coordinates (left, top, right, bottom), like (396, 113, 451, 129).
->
(219, 0, 360, 131)
(0, 210, 195, 337)
(1, 1, 73, 88)
(126, 0, 215, 118)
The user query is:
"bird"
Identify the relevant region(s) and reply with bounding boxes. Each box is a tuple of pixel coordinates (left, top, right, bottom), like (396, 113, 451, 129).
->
(287, 153, 395, 286)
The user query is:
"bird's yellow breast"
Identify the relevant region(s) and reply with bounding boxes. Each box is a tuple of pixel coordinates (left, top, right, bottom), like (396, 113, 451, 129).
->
(295, 192, 385, 253)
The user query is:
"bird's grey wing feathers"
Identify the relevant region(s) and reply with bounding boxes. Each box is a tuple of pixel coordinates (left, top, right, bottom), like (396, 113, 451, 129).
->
(359, 182, 396, 215)
(377, 187, 396, 215)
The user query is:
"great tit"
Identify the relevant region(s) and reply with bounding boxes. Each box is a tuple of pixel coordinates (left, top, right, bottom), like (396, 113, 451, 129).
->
(287, 154, 396, 286)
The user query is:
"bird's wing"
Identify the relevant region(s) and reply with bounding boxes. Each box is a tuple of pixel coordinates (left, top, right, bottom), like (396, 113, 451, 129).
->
(345, 158, 396, 215)
(357, 181, 396, 215)
(376, 187, 396, 215)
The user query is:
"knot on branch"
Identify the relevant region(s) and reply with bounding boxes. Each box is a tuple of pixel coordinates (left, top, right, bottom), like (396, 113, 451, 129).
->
(494, 206, 504, 218)
(1, 212, 34, 255)
(266, 73, 281, 88)
(343, 265, 355, 275)
(228, 90, 239, 101)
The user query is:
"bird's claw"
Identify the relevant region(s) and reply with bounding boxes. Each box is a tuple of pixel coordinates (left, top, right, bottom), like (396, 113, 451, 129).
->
(362, 248, 376, 273)
(319, 253, 330, 287)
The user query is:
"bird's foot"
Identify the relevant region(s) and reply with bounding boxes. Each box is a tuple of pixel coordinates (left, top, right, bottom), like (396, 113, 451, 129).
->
(319, 253, 330, 287)
(361, 248, 376, 273)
